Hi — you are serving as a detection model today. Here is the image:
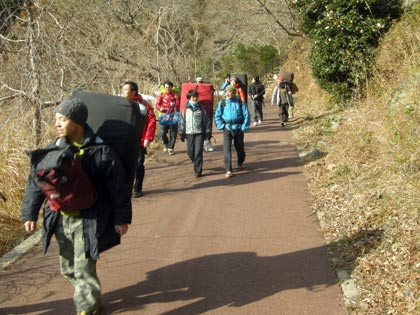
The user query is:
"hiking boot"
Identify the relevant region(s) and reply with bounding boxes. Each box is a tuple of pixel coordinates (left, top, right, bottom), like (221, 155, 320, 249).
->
(257, 119, 262, 125)
(234, 163, 243, 170)
(163, 145, 168, 152)
(281, 122, 285, 127)
(168, 149, 175, 155)
(225, 171, 232, 178)
(133, 191, 143, 198)
(194, 173, 202, 178)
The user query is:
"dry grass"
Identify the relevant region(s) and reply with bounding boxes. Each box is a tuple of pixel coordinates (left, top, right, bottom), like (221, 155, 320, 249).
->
(289, 6, 420, 314)
(0, 101, 56, 257)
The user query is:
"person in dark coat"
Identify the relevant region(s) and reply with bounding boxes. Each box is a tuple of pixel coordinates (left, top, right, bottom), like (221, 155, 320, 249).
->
(248, 75, 265, 126)
(21, 98, 132, 315)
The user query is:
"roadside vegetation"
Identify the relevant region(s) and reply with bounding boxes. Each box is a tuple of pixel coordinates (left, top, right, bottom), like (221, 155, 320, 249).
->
(288, 3, 420, 313)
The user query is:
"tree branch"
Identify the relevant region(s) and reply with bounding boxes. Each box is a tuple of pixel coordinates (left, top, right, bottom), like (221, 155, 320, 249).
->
(255, 0, 305, 38)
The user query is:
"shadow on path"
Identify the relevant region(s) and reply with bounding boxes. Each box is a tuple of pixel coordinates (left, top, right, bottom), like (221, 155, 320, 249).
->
(1, 230, 383, 315)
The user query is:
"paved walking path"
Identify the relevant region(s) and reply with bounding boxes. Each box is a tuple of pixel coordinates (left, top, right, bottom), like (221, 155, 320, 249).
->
(0, 106, 347, 315)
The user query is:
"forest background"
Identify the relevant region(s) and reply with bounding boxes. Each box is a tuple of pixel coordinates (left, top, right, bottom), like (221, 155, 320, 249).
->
(0, 0, 419, 314)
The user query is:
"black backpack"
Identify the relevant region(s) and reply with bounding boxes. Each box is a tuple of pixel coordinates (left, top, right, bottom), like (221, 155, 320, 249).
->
(29, 146, 97, 212)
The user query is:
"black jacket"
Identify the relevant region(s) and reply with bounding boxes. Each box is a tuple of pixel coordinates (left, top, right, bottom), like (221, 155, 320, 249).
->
(248, 82, 265, 101)
(21, 125, 132, 259)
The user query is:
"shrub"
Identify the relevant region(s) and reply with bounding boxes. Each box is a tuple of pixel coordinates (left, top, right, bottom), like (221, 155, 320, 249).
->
(230, 43, 281, 76)
(293, 0, 403, 103)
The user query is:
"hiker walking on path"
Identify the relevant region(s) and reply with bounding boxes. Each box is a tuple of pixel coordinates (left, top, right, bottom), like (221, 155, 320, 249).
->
(230, 76, 247, 102)
(121, 81, 156, 198)
(248, 75, 265, 126)
(178, 90, 212, 178)
(214, 85, 250, 178)
(271, 77, 292, 126)
(21, 98, 132, 315)
(156, 80, 180, 155)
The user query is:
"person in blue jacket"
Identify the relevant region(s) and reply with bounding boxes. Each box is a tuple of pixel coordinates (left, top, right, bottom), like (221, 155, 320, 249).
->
(220, 73, 231, 92)
(214, 85, 250, 178)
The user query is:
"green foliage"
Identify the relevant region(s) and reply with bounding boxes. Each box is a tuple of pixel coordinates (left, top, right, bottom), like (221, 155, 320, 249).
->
(229, 43, 281, 77)
(293, 0, 403, 102)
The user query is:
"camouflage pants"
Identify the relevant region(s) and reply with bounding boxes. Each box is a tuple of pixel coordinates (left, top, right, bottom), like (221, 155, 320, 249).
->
(55, 215, 101, 313)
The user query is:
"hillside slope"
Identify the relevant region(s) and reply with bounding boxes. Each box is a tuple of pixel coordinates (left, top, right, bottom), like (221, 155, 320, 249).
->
(285, 5, 419, 314)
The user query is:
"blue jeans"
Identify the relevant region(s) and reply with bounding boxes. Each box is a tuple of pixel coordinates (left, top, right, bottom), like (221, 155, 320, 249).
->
(160, 124, 178, 150)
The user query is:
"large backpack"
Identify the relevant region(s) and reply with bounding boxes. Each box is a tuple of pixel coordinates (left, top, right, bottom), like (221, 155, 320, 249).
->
(280, 83, 294, 107)
(70, 89, 147, 192)
(180, 83, 215, 117)
(29, 145, 97, 211)
(231, 73, 248, 103)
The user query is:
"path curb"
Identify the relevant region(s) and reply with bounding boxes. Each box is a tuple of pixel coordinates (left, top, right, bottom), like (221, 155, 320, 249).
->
(0, 230, 42, 271)
(296, 145, 360, 305)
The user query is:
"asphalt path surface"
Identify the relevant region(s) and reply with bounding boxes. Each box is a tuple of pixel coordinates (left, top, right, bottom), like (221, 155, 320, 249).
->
(0, 105, 347, 315)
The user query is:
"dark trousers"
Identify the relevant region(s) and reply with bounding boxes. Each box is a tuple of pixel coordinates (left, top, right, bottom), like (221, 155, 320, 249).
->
(160, 124, 178, 150)
(252, 99, 264, 122)
(134, 147, 146, 193)
(186, 133, 204, 176)
(223, 128, 245, 172)
(278, 102, 289, 123)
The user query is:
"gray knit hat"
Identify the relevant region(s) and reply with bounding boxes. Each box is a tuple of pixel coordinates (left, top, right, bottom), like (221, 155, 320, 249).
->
(54, 98, 88, 126)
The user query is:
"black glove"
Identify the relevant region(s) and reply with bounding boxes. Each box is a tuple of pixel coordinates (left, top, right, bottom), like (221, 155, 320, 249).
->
(206, 133, 211, 141)
(180, 135, 185, 142)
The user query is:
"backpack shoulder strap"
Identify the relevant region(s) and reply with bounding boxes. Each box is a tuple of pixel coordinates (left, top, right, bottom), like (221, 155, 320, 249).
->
(221, 98, 242, 113)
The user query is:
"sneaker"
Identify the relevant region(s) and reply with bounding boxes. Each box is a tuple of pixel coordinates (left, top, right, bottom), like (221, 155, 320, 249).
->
(225, 171, 232, 178)
(163, 145, 168, 152)
(168, 149, 175, 155)
(257, 119, 261, 125)
(133, 191, 143, 198)
(281, 122, 285, 127)
(252, 122, 257, 126)
(74, 310, 99, 315)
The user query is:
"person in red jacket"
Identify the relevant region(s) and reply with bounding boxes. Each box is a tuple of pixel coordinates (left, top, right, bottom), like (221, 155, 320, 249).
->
(230, 76, 246, 102)
(155, 80, 180, 155)
(121, 81, 157, 198)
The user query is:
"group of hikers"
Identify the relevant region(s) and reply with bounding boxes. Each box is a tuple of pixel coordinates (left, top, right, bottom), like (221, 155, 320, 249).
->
(20, 72, 296, 315)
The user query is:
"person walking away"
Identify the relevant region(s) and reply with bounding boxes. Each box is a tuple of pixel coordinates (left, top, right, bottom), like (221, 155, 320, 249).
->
(248, 75, 265, 126)
(214, 85, 250, 178)
(178, 90, 212, 178)
(230, 76, 247, 102)
(271, 77, 291, 126)
(155, 80, 180, 155)
(21, 98, 132, 315)
(121, 81, 156, 198)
